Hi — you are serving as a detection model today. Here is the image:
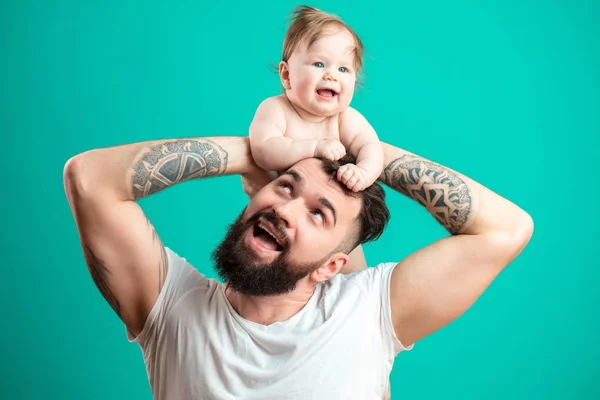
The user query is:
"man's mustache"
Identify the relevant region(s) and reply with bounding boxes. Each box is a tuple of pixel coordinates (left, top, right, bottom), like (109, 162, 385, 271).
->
(249, 210, 291, 251)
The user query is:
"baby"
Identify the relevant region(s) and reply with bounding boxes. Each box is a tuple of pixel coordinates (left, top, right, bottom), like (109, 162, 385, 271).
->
(245, 5, 383, 195)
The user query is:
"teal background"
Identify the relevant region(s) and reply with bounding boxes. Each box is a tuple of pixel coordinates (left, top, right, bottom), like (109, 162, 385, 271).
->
(2, 0, 598, 398)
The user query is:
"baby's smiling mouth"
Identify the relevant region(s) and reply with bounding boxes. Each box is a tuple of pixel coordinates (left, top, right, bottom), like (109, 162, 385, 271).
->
(316, 89, 338, 98)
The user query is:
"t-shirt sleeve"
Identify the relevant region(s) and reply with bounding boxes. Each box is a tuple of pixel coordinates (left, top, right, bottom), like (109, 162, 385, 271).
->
(126, 247, 206, 349)
(350, 262, 414, 356)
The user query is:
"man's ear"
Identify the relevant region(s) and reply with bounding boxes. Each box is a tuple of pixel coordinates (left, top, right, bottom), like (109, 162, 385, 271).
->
(279, 61, 291, 90)
(311, 252, 349, 282)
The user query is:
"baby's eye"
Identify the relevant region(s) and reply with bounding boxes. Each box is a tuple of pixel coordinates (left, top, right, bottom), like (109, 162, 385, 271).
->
(313, 62, 324, 68)
(339, 66, 348, 73)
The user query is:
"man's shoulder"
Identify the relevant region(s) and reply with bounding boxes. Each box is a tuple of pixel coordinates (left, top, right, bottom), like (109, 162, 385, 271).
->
(347, 262, 398, 279)
(329, 262, 399, 294)
(164, 247, 219, 288)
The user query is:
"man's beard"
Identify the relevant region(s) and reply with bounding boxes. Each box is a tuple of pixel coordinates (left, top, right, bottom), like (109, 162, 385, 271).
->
(211, 209, 325, 296)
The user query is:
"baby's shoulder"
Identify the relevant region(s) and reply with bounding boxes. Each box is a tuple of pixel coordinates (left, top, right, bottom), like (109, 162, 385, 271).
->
(270, 94, 295, 115)
(255, 94, 287, 110)
(255, 95, 293, 117)
(339, 106, 365, 121)
(251, 95, 289, 125)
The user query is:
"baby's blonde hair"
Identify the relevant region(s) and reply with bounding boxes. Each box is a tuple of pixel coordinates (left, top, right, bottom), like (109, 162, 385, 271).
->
(282, 5, 365, 77)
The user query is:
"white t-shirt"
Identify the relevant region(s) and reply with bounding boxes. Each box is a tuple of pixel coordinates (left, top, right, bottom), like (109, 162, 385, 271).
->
(128, 247, 413, 400)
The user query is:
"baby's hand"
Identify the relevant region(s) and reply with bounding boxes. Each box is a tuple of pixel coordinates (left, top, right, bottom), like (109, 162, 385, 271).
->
(337, 164, 370, 192)
(314, 139, 346, 161)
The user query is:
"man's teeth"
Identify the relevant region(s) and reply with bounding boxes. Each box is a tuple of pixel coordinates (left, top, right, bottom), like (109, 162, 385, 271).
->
(258, 223, 283, 246)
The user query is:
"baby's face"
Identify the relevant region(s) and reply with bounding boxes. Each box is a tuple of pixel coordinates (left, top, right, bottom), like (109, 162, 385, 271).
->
(283, 28, 358, 118)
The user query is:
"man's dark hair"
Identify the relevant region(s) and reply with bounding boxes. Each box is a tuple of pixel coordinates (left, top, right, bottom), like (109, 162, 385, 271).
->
(319, 155, 390, 251)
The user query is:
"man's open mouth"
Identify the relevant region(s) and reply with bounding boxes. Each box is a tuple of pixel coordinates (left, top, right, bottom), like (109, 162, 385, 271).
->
(252, 221, 285, 252)
(316, 89, 338, 99)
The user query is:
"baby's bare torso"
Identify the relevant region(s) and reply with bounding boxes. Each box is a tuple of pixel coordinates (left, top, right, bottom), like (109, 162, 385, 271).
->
(275, 95, 342, 141)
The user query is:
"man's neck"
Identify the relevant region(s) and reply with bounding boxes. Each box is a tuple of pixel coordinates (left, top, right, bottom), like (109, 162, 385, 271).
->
(224, 280, 317, 325)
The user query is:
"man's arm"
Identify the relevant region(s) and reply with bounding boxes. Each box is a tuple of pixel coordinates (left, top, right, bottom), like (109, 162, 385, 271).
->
(379, 141, 534, 347)
(63, 136, 258, 337)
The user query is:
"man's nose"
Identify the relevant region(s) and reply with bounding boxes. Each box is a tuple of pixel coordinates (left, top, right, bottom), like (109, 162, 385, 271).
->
(273, 200, 299, 229)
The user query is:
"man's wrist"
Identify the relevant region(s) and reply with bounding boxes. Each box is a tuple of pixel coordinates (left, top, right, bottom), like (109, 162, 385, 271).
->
(214, 136, 254, 176)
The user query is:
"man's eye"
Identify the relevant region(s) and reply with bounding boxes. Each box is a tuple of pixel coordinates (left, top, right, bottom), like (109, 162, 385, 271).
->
(312, 210, 324, 223)
(279, 182, 292, 193)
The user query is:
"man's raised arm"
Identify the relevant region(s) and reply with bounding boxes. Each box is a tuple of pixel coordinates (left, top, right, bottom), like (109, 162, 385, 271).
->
(378, 141, 534, 348)
(63, 137, 266, 337)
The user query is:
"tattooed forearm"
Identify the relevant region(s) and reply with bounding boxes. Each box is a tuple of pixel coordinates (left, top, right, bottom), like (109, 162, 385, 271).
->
(132, 139, 228, 199)
(83, 245, 121, 317)
(383, 155, 472, 234)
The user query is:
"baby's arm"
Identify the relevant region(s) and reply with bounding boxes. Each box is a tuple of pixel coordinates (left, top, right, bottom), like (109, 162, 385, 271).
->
(338, 108, 384, 191)
(250, 97, 321, 171)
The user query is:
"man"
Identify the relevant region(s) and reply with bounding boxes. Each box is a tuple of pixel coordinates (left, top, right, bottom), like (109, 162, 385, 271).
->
(63, 136, 533, 399)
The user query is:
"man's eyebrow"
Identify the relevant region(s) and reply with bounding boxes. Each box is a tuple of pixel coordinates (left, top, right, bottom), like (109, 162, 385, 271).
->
(319, 197, 337, 226)
(281, 169, 337, 225)
(282, 170, 303, 185)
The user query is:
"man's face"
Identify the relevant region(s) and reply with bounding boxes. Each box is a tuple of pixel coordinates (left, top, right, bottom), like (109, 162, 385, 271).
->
(212, 158, 362, 296)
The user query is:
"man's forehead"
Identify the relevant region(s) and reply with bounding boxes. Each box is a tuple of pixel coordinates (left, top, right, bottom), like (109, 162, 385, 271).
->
(284, 158, 328, 181)
(283, 159, 361, 220)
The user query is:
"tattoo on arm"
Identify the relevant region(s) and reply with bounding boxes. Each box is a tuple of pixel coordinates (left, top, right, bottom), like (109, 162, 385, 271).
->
(124, 140, 222, 304)
(132, 139, 228, 199)
(383, 155, 472, 234)
(83, 245, 121, 317)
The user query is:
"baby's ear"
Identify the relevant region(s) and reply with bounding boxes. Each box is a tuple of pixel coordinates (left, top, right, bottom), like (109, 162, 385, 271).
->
(279, 61, 291, 90)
